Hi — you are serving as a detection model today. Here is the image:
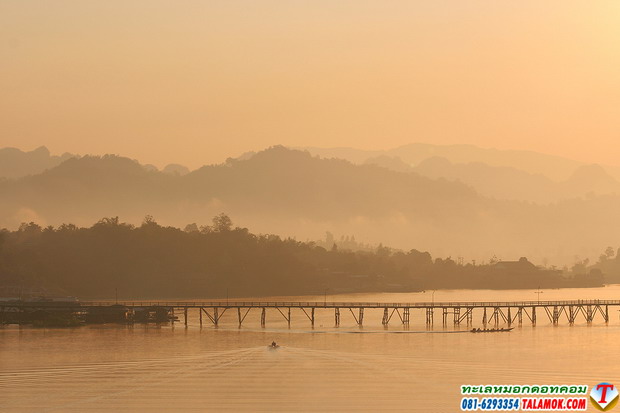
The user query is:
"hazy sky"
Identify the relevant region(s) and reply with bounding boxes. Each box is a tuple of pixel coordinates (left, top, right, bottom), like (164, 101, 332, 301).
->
(1, 1, 619, 168)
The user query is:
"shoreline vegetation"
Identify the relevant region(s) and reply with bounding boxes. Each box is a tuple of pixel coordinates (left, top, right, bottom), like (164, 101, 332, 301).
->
(0, 214, 607, 300)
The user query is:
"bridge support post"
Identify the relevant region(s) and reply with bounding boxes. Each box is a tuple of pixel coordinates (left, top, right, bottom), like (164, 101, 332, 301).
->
(382, 308, 389, 325)
(311, 308, 315, 326)
(532, 307, 536, 326)
(335, 308, 340, 326)
(261, 308, 265, 327)
(426, 308, 433, 326)
(403, 308, 410, 325)
(199, 307, 203, 327)
(236, 307, 251, 327)
(454, 307, 460, 325)
(507, 307, 512, 326)
(605, 305, 609, 323)
(184, 307, 188, 327)
(442, 308, 448, 326)
(358, 308, 364, 326)
(482, 307, 487, 326)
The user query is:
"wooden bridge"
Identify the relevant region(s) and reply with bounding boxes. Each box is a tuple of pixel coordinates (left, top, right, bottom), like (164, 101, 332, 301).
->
(1, 300, 618, 327)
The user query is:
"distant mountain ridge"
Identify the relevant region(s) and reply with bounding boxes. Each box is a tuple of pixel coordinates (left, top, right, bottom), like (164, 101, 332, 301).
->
(0, 146, 191, 179)
(0, 146, 76, 179)
(300, 143, 620, 182)
(364, 155, 620, 204)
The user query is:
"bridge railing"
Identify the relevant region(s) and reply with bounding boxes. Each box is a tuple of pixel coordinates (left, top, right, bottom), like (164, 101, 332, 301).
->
(4, 299, 619, 308)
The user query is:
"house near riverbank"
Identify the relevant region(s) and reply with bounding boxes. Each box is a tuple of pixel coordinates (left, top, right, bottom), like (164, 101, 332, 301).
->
(491, 257, 603, 288)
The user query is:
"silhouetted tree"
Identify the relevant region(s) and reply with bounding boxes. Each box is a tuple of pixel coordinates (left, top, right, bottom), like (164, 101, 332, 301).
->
(211, 213, 233, 232)
(141, 215, 158, 228)
(184, 223, 199, 233)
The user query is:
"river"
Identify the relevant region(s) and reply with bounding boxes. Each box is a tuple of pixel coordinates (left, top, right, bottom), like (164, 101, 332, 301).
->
(1, 286, 619, 412)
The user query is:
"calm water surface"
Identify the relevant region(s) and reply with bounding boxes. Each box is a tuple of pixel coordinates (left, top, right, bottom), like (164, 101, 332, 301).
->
(2, 287, 620, 412)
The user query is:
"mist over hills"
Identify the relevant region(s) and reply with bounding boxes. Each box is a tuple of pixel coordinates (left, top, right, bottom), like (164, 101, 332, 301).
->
(0, 146, 482, 243)
(1, 145, 620, 265)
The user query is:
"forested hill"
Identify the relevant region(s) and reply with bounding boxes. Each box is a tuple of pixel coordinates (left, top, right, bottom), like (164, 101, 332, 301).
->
(0, 146, 478, 225)
(0, 216, 602, 299)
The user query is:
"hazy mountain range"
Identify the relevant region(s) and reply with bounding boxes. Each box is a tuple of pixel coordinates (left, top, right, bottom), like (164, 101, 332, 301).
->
(1, 145, 620, 265)
(301, 143, 620, 182)
(5, 144, 620, 205)
(290, 144, 620, 203)
(365, 155, 620, 204)
(0, 146, 190, 179)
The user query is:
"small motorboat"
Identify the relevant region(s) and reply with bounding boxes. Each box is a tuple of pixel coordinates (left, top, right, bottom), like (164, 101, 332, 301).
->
(268, 341, 280, 349)
(470, 327, 514, 333)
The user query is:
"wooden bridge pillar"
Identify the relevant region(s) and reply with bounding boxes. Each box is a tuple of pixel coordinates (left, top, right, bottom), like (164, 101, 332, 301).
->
(425, 307, 433, 325)
(199, 307, 203, 327)
(605, 305, 609, 323)
(382, 308, 389, 325)
(482, 307, 487, 326)
(493, 307, 502, 326)
(347, 308, 364, 326)
(236, 307, 250, 327)
(507, 307, 512, 326)
(335, 308, 340, 326)
(261, 308, 266, 327)
(532, 306, 536, 325)
(184, 307, 188, 327)
(403, 308, 410, 325)
(311, 308, 315, 326)
(453, 307, 460, 325)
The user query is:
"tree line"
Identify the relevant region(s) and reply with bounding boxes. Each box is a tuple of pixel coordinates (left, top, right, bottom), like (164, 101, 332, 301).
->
(0, 214, 604, 299)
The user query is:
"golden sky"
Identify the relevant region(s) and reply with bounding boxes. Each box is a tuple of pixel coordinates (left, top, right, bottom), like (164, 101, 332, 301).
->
(1, 1, 619, 168)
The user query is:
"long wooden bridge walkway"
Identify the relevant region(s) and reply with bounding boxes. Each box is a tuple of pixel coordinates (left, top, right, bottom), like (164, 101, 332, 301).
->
(2, 300, 618, 327)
